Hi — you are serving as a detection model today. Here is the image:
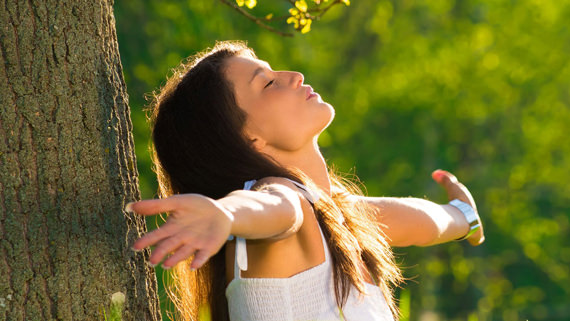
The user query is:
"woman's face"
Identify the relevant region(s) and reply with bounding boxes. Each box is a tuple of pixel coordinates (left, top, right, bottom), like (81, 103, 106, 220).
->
(224, 55, 334, 152)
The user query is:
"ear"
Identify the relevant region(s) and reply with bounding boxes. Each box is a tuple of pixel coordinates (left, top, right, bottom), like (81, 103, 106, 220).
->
(249, 136, 267, 151)
(243, 125, 267, 151)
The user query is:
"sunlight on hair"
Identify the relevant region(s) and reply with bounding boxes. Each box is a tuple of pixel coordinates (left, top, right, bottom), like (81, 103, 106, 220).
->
(146, 40, 403, 320)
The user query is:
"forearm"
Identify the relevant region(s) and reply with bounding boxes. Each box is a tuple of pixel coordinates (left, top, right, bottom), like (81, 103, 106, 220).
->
(363, 196, 469, 247)
(218, 185, 304, 240)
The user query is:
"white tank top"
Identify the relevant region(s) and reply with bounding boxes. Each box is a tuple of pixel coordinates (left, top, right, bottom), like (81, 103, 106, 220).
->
(225, 179, 394, 321)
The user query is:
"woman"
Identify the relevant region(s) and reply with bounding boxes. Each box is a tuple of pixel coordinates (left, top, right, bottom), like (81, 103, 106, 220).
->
(128, 41, 484, 321)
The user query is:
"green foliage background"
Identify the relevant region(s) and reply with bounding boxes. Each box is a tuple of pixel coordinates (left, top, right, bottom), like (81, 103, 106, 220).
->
(114, 1, 570, 320)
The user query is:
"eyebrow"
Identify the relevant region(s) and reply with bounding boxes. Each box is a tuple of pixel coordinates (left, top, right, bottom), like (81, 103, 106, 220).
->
(249, 67, 264, 84)
(248, 61, 272, 84)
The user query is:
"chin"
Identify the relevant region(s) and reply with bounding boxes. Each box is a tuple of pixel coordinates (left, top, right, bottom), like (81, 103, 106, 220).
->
(322, 103, 335, 128)
(313, 111, 334, 138)
(308, 100, 335, 135)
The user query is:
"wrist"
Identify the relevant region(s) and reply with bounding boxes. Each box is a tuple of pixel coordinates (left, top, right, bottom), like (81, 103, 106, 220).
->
(209, 197, 235, 233)
(448, 199, 480, 241)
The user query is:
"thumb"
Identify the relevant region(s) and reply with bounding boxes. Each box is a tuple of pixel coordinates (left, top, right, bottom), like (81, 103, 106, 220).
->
(432, 169, 484, 245)
(431, 169, 465, 202)
(432, 169, 458, 188)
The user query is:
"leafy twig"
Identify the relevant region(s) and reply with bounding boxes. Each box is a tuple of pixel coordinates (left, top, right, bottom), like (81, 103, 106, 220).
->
(313, 0, 344, 19)
(220, 0, 350, 36)
(219, 0, 294, 37)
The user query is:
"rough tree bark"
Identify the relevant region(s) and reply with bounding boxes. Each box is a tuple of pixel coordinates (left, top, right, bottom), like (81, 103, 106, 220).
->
(0, 0, 161, 320)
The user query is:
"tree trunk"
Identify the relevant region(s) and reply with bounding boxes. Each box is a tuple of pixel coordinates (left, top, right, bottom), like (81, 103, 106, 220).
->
(0, 1, 161, 320)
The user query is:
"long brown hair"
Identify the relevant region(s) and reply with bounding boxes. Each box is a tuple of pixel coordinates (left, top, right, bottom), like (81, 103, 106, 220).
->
(148, 40, 402, 320)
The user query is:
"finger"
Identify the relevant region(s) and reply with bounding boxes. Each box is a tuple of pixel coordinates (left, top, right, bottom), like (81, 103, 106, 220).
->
(132, 222, 179, 251)
(148, 234, 187, 266)
(468, 230, 485, 246)
(162, 243, 197, 269)
(432, 169, 458, 188)
(125, 197, 179, 216)
(468, 222, 485, 246)
(190, 248, 213, 270)
(432, 170, 469, 202)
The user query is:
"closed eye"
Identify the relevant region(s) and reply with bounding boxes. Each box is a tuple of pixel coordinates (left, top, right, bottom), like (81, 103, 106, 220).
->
(264, 80, 274, 88)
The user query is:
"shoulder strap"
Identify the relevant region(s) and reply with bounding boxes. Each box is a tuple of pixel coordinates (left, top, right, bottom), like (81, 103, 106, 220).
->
(283, 178, 320, 206)
(233, 179, 257, 278)
(234, 237, 248, 279)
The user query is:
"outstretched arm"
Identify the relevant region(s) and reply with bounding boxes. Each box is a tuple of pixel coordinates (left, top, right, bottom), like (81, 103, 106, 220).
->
(359, 170, 484, 247)
(128, 177, 306, 270)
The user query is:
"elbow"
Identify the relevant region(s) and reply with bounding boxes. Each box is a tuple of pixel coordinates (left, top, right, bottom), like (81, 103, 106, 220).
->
(271, 187, 304, 239)
(281, 196, 305, 236)
(251, 178, 306, 240)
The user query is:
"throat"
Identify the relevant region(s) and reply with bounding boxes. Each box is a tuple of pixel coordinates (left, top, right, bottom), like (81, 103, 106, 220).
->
(264, 138, 331, 195)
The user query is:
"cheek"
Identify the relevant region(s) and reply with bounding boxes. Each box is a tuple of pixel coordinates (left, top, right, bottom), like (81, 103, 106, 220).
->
(242, 100, 284, 137)
(245, 91, 331, 147)
(257, 107, 302, 145)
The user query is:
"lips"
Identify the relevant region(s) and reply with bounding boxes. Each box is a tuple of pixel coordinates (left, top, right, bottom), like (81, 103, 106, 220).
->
(306, 86, 317, 100)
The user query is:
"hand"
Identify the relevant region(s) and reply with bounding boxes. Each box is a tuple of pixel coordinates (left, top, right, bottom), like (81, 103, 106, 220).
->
(128, 194, 234, 270)
(431, 169, 485, 246)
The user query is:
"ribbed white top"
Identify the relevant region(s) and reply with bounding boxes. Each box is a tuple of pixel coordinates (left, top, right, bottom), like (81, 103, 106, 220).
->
(225, 179, 394, 321)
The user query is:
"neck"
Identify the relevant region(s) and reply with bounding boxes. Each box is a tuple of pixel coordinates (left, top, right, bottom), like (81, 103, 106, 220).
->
(263, 137, 331, 195)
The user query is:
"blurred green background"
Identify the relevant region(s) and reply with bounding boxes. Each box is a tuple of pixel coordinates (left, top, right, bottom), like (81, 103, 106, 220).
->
(114, 0, 570, 320)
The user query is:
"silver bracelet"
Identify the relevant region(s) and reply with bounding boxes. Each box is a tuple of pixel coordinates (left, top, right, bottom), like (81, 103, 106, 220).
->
(449, 199, 480, 241)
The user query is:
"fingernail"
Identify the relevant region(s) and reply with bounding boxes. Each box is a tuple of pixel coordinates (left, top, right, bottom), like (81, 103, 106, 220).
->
(131, 246, 142, 252)
(190, 267, 196, 272)
(125, 202, 135, 213)
(148, 261, 156, 268)
(162, 265, 171, 270)
(432, 170, 443, 180)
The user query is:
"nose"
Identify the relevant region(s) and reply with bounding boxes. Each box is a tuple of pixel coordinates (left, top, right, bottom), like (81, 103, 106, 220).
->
(288, 71, 304, 88)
